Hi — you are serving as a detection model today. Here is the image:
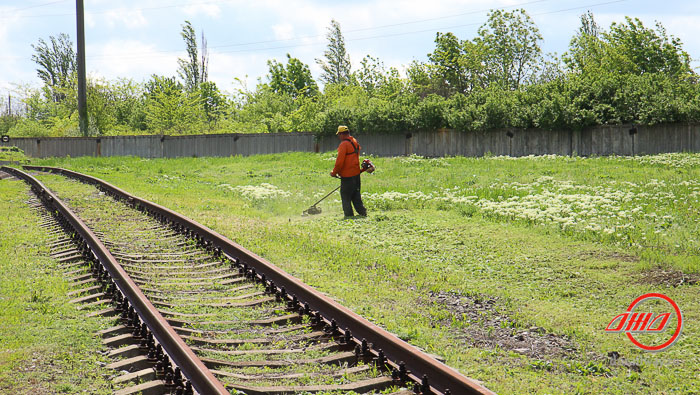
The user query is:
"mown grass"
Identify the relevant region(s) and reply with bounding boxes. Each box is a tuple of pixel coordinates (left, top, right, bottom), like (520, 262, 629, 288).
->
(27, 152, 700, 394)
(0, 178, 115, 394)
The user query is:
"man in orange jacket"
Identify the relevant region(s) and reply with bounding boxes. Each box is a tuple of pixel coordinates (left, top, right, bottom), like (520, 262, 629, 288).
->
(330, 125, 367, 218)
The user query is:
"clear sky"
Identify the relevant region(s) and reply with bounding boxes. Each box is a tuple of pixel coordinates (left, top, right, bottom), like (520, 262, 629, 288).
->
(1, 0, 699, 98)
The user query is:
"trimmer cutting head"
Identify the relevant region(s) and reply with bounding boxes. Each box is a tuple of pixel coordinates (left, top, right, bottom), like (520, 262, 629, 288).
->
(302, 205, 322, 216)
(302, 184, 341, 216)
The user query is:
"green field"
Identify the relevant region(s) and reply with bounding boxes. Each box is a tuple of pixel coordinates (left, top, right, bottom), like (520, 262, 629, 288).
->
(3, 151, 699, 394)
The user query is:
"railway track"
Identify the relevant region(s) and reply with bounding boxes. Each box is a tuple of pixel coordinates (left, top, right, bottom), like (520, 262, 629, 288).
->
(2, 165, 493, 395)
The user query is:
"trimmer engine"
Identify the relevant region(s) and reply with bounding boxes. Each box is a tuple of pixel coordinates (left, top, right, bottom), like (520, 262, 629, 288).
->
(361, 159, 375, 173)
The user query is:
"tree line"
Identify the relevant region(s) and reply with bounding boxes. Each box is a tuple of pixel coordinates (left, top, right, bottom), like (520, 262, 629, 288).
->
(2, 10, 699, 137)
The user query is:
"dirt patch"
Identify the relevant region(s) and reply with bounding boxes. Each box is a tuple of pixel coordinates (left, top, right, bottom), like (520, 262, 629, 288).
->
(606, 351, 642, 373)
(574, 250, 639, 262)
(430, 291, 576, 359)
(640, 268, 699, 287)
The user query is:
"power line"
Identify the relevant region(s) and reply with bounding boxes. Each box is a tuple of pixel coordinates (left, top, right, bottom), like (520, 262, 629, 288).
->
(85, 0, 627, 61)
(220, 0, 627, 54)
(0, 0, 554, 43)
(1, 0, 628, 64)
(3, 0, 68, 13)
(0, 0, 234, 19)
(208, 0, 555, 50)
(83, 0, 554, 59)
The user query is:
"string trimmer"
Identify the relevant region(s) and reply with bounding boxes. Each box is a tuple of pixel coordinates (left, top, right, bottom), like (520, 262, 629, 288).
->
(302, 159, 375, 216)
(302, 183, 340, 216)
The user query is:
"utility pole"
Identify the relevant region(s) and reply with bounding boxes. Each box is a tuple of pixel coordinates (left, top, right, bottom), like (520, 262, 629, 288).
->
(76, 0, 88, 136)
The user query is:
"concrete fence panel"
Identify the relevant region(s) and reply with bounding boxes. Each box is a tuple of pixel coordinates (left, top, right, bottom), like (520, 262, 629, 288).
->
(415, 129, 459, 157)
(316, 136, 339, 153)
(195, 134, 234, 157)
(40, 137, 96, 157)
(692, 124, 700, 152)
(634, 124, 692, 155)
(102, 135, 162, 158)
(163, 135, 195, 158)
(361, 133, 406, 157)
(510, 129, 573, 157)
(588, 126, 633, 156)
(477, 130, 510, 157)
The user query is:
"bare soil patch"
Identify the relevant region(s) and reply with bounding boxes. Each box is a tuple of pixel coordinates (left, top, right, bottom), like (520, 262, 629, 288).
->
(574, 250, 639, 262)
(640, 268, 699, 287)
(430, 291, 576, 359)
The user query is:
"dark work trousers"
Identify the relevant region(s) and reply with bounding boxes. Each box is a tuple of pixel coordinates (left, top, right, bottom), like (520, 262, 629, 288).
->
(339, 174, 367, 217)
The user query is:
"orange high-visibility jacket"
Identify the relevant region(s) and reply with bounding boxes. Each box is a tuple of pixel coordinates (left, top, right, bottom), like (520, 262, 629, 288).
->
(331, 136, 361, 178)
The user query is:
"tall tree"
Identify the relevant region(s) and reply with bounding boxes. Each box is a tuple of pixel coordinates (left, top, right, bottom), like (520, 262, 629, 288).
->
(267, 54, 318, 98)
(316, 19, 351, 85)
(475, 9, 542, 90)
(564, 12, 605, 73)
(426, 32, 486, 95)
(427, 33, 467, 95)
(31, 33, 76, 102)
(177, 20, 209, 91)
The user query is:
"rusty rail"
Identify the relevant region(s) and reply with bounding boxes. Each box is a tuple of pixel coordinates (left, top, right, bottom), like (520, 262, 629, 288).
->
(24, 165, 494, 395)
(3, 166, 229, 395)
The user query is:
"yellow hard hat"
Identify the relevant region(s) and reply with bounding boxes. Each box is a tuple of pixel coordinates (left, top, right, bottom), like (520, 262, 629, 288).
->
(336, 125, 349, 135)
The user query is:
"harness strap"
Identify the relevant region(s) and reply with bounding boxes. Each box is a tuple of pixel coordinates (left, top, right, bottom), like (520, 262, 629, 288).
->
(344, 138, 359, 155)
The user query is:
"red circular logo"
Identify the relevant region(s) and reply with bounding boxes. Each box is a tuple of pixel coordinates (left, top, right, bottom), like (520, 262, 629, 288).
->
(625, 293, 683, 352)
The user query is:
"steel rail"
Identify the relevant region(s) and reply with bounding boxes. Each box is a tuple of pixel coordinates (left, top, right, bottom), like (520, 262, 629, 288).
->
(3, 166, 229, 395)
(25, 165, 494, 395)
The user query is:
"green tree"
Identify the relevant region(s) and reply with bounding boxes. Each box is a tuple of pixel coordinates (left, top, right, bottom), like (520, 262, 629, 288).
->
(177, 20, 209, 91)
(316, 19, 351, 85)
(82, 77, 148, 135)
(565, 13, 692, 77)
(428, 32, 467, 94)
(31, 33, 76, 102)
(535, 53, 564, 84)
(605, 17, 691, 76)
(84, 77, 125, 135)
(110, 78, 146, 131)
(199, 81, 227, 128)
(426, 32, 486, 95)
(475, 9, 542, 89)
(0, 92, 21, 134)
(352, 55, 404, 98)
(231, 84, 296, 133)
(353, 55, 386, 95)
(143, 75, 201, 133)
(267, 54, 318, 98)
(564, 11, 605, 73)
(407, 60, 441, 97)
